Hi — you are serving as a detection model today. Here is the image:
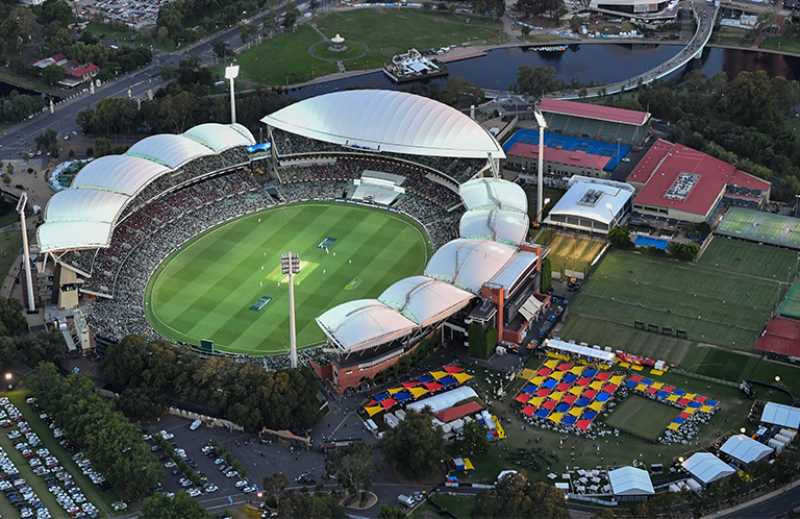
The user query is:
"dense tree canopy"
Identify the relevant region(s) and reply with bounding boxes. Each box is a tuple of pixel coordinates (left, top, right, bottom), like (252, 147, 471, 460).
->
(278, 492, 346, 519)
(382, 409, 446, 478)
(99, 336, 322, 432)
(473, 473, 569, 518)
(515, 66, 563, 99)
(28, 363, 163, 500)
(141, 492, 213, 519)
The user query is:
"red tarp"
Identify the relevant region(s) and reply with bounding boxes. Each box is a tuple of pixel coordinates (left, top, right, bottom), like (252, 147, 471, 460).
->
(522, 405, 535, 417)
(694, 395, 707, 403)
(437, 401, 484, 423)
(576, 419, 592, 431)
(677, 398, 690, 407)
(381, 398, 397, 410)
(535, 388, 552, 397)
(424, 382, 443, 392)
(679, 412, 691, 420)
(443, 365, 464, 374)
(401, 381, 420, 389)
(537, 368, 553, 377)
(562, 394, 577, 405)
(662, 385, 675, 393)
(555, 383, 571, 392)
(583, 389, 597, 399)
(595, 372, 610, 381)
(542, 400, 557, 410)
(603, 383, 617, 394)
(576, 377, 592, 386)
(557, 362, 573, 371)
(515, 393, 531, 404)
(646, 386, 659, 395)
(628, 374, 643, 383)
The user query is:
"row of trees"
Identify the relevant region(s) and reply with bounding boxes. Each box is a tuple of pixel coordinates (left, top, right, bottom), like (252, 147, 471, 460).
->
(157, 0, 274, 44)
(27, 363, 163, 500)
(0, 92, 43, 125)
(99, 336, 322, 432)
(0, 298, 66, 368)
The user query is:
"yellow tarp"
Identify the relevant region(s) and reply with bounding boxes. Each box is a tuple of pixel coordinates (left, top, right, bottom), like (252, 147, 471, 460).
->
(632, 365, 644, 371)
(651, 369, 665, 376)
(635, 383, 648, 392)
(589, 401, 605, 412)
(520, 368, 537, 380)
(528, 396, 545, 407)
(589, 381, 604, 391)
(464, 458, 475, 471)
(700, 405, 715, 413)
(549, 391, 564, 402)
(568, 407, 583, 417)
(493, 416, 507, 440)
(668, 422, 681, 431)
(569, 386, 584, 396)
(544, 359, 559, 369)
(409, 387, 428, 399)
(684, 393, 697, 400)
(598, 363, 612, 371)
(618, 361, 631, 368)
(453, 373, 473, 384)
(666, 394, 680, 402)
(530, 376, 545, 386)
(364, 406, 383, 417)
(610, 375, 626, 385)
(683, 406, 697, 415)
(430, 371, 448, 380)
(387, 387, 404, 394)
(550, 371, 565, 381)
(569, 366, 584, 375)
(651, 382, 664, 390)
(549, 412, 564, 424)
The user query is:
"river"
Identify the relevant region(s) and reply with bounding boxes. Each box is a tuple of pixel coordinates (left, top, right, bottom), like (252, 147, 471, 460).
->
(288, 44, 800, 99)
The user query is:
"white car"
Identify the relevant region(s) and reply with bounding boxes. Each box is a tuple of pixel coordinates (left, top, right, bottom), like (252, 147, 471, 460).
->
(187, 487, 201, 497)
(159, 430, 174, 440)
(189, 419, 202, 431)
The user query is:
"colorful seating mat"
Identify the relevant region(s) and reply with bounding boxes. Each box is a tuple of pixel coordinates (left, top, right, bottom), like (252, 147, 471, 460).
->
(624, 373, 719, 432)
(362, 365, 472, 417)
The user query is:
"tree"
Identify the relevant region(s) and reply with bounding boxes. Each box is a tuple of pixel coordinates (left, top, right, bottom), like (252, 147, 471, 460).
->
(516, 0, 561, 19)
(382, 410, 446, 478)
(35, 129, 58, 156)
(239, 22, 256, 42)
(212, 41, 230, 60)
(473, 473, 569, 518)
(667, 241, 700, 261)
(520, 25, 530, 39)
(540, 256, 552, 292)
(263, 473, 289, 510)
(41, 64, 65, 86)
(378, 506, 406, 519)
(333, 444, 374, 499)
(35, 0, 74, 25)
(283, 4, 299, 28)
(142, 492, 212, 519)
(278, 492, 346, 519)
(516, 66, 563, 99)
(608, 226, 632, 249)
(456, 420, 489, 457)
(5, 163, 13, 177)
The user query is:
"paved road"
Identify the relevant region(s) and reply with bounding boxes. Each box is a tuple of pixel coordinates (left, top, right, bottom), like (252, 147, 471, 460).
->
(0, 4, 287, 160)
(712, 480, 800, 519)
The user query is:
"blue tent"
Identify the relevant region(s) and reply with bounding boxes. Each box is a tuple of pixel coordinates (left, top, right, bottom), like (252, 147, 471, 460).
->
(575, 397, 590, 407)
(562, 415, 577, 426)
(394, 391, 413, 402)
(581, 410, 597, 420)
(521, 383, 537, 394)
(595, 392, 610, 402)
(542, 378, 557, 389)
(439, 375, 458, 387)
(563, 373, 577, 384)
(656, 390, 669, 400)
(417, 374, 434, 383)
(535, 408, 550, 418)
(555, 402, 570, 413)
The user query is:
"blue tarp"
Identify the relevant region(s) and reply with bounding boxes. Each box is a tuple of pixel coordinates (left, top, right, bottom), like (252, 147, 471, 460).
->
(687, 401, 701, 408)
(625, 380, 637, 389)
(439, 376, 458, 387)
(563, 373, 577, 383)
(673, 388, 686, 396)
(562, 415, 577, 425)
(521, 383, 537, 394)
(542, 378, 557, 389)
(555, 403, 570, 413)
(656, 390, 669, 400)
(595, 392, 610, 402)
(581, 410, 597, 420)
(373, 392, 390, 401)
(417, 374, 434, 383)
(575, 397, 590, 407)
(583, 368, 598, 378)
(673, 416, 685, 424)
(394, 391, 412, 402)
(707, 399, 718, 407)
(535, 408, 550, 418)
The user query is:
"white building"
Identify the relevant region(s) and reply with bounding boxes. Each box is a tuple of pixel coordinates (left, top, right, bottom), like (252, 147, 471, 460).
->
(544, 175, 635, 235)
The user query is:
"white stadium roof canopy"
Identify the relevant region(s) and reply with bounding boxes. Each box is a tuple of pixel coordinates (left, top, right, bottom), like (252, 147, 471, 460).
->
(315, 299, 417, 353)
(37, 123, 254, 253)
(720, 435, 773, 465)
(682, 452, 736, 485)
(459, 177, 528, 213)
(546, 176, 635, 228)
(459, 207, 530, 246)
(608, 466, 654, 496)
(261, 90, 505, 159)
(424, 239, 517, 295)
(378, 275, 474, 328)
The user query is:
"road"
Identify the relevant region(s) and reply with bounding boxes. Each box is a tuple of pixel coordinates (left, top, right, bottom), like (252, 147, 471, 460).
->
(0, 4, 287, 160)
(710, 479, 800, 519)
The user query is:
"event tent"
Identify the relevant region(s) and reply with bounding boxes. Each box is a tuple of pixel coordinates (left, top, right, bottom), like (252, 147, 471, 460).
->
(682, 452, 736, 485)
(608, 466, 654, 496)
(760, 402, 800, 429)
(407, 386, 478, 415)
(720, 435, 773, 465)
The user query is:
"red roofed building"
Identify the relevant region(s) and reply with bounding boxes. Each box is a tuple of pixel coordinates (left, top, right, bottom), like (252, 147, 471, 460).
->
(756, 317, 800, 361)
(507, 142, 611, 179)
(538, 99, 651, 146)
(628, 139, 771, 224)
(435, 400, 484, 423)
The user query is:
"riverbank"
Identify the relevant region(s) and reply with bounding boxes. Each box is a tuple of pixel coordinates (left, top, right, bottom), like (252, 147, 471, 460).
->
(0, 69, 65, 98)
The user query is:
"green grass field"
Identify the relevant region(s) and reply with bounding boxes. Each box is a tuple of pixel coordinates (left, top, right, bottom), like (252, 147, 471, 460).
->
(604, 396, 677, 442)
(565, 245, 787, 350)
(238, 9, 503, 85)
(700, 237, 799, 282)
(146, 202, 430, 355)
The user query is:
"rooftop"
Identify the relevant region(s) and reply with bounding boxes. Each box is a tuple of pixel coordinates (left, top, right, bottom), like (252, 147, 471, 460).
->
(628, 139, 770, 216)
(755, 317, 800, 358)
(508, 142, 611, 171)
(545, 175, 635, 226)
(538, 98, 651, 126)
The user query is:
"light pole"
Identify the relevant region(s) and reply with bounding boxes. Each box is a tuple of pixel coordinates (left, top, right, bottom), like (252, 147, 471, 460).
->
(4, 372, 12, 390)
(533, 109, 548, 224)
(16, 193, 35, 313)
(225, 64, 240, 124)
(280, 252, 301, 368)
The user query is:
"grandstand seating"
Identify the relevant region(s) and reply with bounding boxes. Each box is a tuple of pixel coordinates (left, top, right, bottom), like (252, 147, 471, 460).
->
(504, 129, 631, 171)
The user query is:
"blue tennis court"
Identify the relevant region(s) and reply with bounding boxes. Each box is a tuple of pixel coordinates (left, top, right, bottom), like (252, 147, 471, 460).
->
(503, 129, 631, 171)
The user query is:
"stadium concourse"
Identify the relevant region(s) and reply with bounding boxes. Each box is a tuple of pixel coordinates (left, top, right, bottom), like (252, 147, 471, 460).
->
(33, 90, 550, 382)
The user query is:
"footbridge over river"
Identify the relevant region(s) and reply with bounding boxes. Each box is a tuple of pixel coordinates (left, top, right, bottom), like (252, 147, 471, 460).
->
(486, 0, 719, 101)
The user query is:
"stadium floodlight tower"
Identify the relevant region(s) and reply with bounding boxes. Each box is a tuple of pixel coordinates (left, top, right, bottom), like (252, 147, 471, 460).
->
(280, 252, 301, 368)
(225, 64, 240, 124)
(15, 193, 35, 313)
(533, 108, 548, 224)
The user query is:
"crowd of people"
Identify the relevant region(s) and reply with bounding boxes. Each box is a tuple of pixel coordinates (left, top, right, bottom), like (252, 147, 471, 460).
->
(81, 144, 473, 362)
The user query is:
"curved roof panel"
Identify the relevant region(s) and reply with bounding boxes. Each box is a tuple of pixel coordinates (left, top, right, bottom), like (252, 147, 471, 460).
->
(261, 90, 505, 159)
(316, 299, 417, 353)
(460, 208, 529, 245)
(546, 176, 635, 226)
(379, 275, 474, 327)
(460, 178, 527, 212)
(44, 189, 129, 224)
(424, 239, 517, 294)
(70, 155, 170, 196)
(37, 222, 113, 252)
(126, 134, 215, 168)
(183, 122, 256, 152)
